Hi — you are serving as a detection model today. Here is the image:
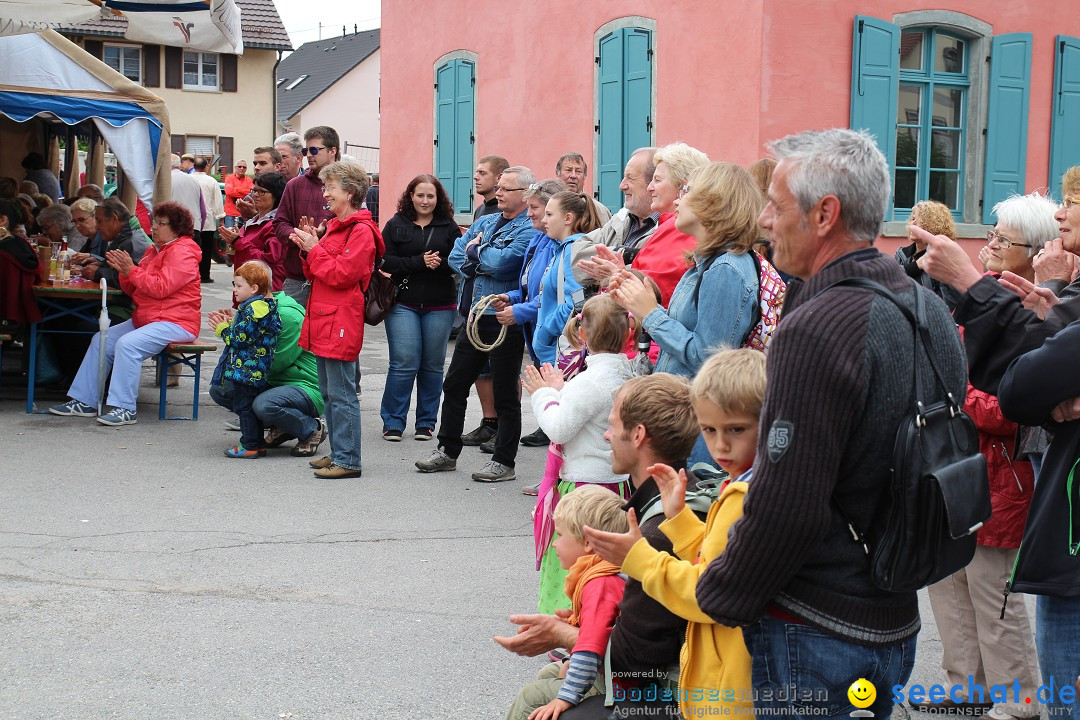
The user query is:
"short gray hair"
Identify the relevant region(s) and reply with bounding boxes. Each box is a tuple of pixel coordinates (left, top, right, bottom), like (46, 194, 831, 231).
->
(71, 197, 97, 216)
(274, 132, 303, 157)
(170, 153, 181, 169)
(523, 178, 566, 204)
(501, 166, 535, 187)
(37, 203, 72, 234)
(992, 191, 1060, 257)
(768, 129, 890, 244)
(319, 160, 370, 208)
(631, 147, 658, 184)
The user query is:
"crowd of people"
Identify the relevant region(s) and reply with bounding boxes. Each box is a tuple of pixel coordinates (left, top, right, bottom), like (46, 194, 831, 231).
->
(2, 122, 1079, 719)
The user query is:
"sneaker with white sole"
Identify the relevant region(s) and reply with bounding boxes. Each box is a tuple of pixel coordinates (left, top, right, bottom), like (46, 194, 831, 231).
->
(291, 418, 328, 457)
(415, 449, 456, 473)
(96, 407, 137, 426)
(472, 460, 516, 483)
(48, 400, 97, 417)
(225, 419, 241, 431)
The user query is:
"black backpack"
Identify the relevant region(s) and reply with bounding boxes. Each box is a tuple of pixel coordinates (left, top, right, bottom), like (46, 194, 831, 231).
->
(829, 277, 991, 592)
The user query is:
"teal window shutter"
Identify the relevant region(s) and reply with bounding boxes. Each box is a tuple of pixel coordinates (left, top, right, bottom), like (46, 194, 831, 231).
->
(850, 14, 900, 216)
(1050, 36, 1080, 200)
(982, 33, 1031, 223)
(623, 29, 653, 164)
(454, 60, 476, 214)
(434, 59, 476, 214)
(597, 29, 627, 212)
(596, 27, 654, 213)
(435, 61, 456, 207)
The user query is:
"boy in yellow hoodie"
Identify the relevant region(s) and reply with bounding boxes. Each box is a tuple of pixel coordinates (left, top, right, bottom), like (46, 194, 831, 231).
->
(585, 348, 764, 718)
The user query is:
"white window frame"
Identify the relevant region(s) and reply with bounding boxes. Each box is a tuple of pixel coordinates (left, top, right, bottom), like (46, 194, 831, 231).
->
(183, 51, 220, 92)
(103, 43, 142, 84)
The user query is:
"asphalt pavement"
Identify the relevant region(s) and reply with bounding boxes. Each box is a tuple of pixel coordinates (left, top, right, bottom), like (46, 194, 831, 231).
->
(0, 262, 1038, 719)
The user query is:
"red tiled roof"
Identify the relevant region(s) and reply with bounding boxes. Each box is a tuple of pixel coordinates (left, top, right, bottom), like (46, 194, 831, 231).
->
(58, 0, 292, 52)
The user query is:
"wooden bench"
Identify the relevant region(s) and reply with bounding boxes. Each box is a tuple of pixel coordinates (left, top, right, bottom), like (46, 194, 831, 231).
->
(157, 342, 216, 420)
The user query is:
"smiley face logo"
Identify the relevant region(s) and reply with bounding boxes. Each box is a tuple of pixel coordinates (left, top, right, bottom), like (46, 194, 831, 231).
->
(848, 678, 877, 709)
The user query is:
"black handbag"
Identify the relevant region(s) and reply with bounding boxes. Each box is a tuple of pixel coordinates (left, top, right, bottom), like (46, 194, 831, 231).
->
(829, 277, 991, 592)
(363, 266, 396, 326)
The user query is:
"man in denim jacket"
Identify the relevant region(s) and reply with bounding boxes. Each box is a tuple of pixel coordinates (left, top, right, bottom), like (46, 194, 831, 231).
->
(416, 166, 535, 482)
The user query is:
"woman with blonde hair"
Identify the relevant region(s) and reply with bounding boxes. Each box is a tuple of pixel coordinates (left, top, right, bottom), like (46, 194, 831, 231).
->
(610, 162, 773, 464)
(895, 200, 960, 306)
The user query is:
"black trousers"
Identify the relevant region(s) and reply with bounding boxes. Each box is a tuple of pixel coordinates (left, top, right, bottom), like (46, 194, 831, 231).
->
(436, 315, 524, 467)
(196, 230, 215, 280)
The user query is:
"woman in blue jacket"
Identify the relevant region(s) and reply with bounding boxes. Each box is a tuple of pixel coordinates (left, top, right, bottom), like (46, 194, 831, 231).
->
(611, 162, 767, 466)
(532, 191, 605, 364)
(494, 179, 566, 362)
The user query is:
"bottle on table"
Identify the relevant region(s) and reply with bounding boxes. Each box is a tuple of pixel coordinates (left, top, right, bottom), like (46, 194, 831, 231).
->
(58, 238, 72, 282)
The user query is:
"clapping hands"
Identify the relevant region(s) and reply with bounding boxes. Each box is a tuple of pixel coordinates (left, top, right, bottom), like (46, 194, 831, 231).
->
(521, 363, 564, 394)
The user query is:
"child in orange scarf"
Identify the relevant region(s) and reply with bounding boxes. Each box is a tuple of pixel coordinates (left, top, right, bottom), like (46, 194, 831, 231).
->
(506, 485, 628, 720)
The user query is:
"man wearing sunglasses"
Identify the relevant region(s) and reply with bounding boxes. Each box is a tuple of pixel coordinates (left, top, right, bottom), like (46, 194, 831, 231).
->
(273, 125, 339, 305)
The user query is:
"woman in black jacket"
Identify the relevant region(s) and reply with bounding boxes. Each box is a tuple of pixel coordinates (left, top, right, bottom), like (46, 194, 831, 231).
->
(378, 174, 462, 441)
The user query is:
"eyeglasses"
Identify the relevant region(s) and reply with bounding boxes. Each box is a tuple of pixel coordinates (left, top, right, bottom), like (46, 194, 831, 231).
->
(151, 218, 170, 227)
(1063, 196, 1080, 210)
(495, 185, 526, 193)
(249, 187, 269, 196)
(986, 230, 1030, 249)
(678, 184, 691, 198)
(300, 146, 327, 156)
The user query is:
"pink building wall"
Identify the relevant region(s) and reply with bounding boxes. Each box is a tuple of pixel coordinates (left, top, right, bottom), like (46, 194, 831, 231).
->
(382, 0, 1079, 252)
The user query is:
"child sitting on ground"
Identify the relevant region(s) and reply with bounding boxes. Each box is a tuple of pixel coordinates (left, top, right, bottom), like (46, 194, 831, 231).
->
(522, 293, 635, 614)
(585, 348, 765, 718)
(209, 260, 282, 459)
(506, 485, 629, 720)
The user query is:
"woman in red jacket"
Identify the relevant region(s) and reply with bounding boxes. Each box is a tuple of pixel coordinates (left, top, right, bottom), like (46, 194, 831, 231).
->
(290, 161, 383, 479)
(49, 202, 201, 427)
(219, 171, 287, 298)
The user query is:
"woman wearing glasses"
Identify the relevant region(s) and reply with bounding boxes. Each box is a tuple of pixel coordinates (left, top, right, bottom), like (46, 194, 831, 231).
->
(289, 161, 382, 480)
(377, 174, 462, 442)
(219, 172, 288, 299)
(918, 191, 1058, 720)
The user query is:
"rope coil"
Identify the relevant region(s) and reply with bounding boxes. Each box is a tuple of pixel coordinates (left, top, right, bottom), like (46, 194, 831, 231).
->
(466, 294, 507, 352)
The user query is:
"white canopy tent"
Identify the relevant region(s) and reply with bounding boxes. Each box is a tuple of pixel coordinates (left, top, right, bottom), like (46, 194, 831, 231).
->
(0, 0, 242, 54)
(0, 29, 170, 205)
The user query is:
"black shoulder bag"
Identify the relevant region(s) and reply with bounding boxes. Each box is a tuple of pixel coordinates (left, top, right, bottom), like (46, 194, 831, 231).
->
(829, 277, 991, 592)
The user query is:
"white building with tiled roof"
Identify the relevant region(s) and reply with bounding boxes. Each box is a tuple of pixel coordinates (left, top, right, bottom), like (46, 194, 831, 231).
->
(276, 28, 380, 172)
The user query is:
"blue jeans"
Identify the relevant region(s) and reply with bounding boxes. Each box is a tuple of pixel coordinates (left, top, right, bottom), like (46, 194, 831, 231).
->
(209, 369, 319, 442)
(232, 383, 264, 449)
(742, 616, 917, 719)
(317, 356, 361, 470)
(380, 304, 455, 432)
(1036, 594, 1080, 718)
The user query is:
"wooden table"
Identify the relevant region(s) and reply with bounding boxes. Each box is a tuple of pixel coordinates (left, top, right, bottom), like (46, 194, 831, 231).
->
(27, 280, 122, 414)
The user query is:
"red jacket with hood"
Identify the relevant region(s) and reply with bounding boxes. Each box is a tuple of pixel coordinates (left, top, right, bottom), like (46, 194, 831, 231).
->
(300, 209, 383, 360)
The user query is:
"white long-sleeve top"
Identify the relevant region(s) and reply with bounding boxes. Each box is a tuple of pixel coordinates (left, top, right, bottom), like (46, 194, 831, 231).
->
(530, 353, 635, 484)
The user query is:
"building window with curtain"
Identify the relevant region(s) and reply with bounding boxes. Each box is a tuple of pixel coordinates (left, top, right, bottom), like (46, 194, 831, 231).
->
(894, 29, 969, 217)
(103, 44, 142, 84)
(183, 51, 219, 91)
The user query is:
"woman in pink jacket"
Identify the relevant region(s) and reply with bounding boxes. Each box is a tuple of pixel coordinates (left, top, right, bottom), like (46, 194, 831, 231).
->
(290, 161, 383, 479)
(49, 201, 201, 427)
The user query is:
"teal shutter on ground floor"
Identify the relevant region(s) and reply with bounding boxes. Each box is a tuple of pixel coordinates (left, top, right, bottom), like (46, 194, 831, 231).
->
(596, 27, 653, 213)
(850, 15, 899, 217)
(435, 59, 475, 214)
(1050, 36, 1080, 200)
(982, 33, 1031, 224)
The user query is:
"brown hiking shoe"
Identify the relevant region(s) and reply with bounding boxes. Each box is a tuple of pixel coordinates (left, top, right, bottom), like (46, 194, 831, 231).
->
(292, 418, 328, 457)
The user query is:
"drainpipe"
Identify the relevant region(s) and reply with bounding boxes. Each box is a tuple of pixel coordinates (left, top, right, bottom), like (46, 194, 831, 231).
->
(272, 49, 283, 137)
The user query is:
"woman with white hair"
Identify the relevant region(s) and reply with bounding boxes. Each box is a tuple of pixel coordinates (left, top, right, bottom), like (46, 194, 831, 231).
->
(915, 191, 1057, 720)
